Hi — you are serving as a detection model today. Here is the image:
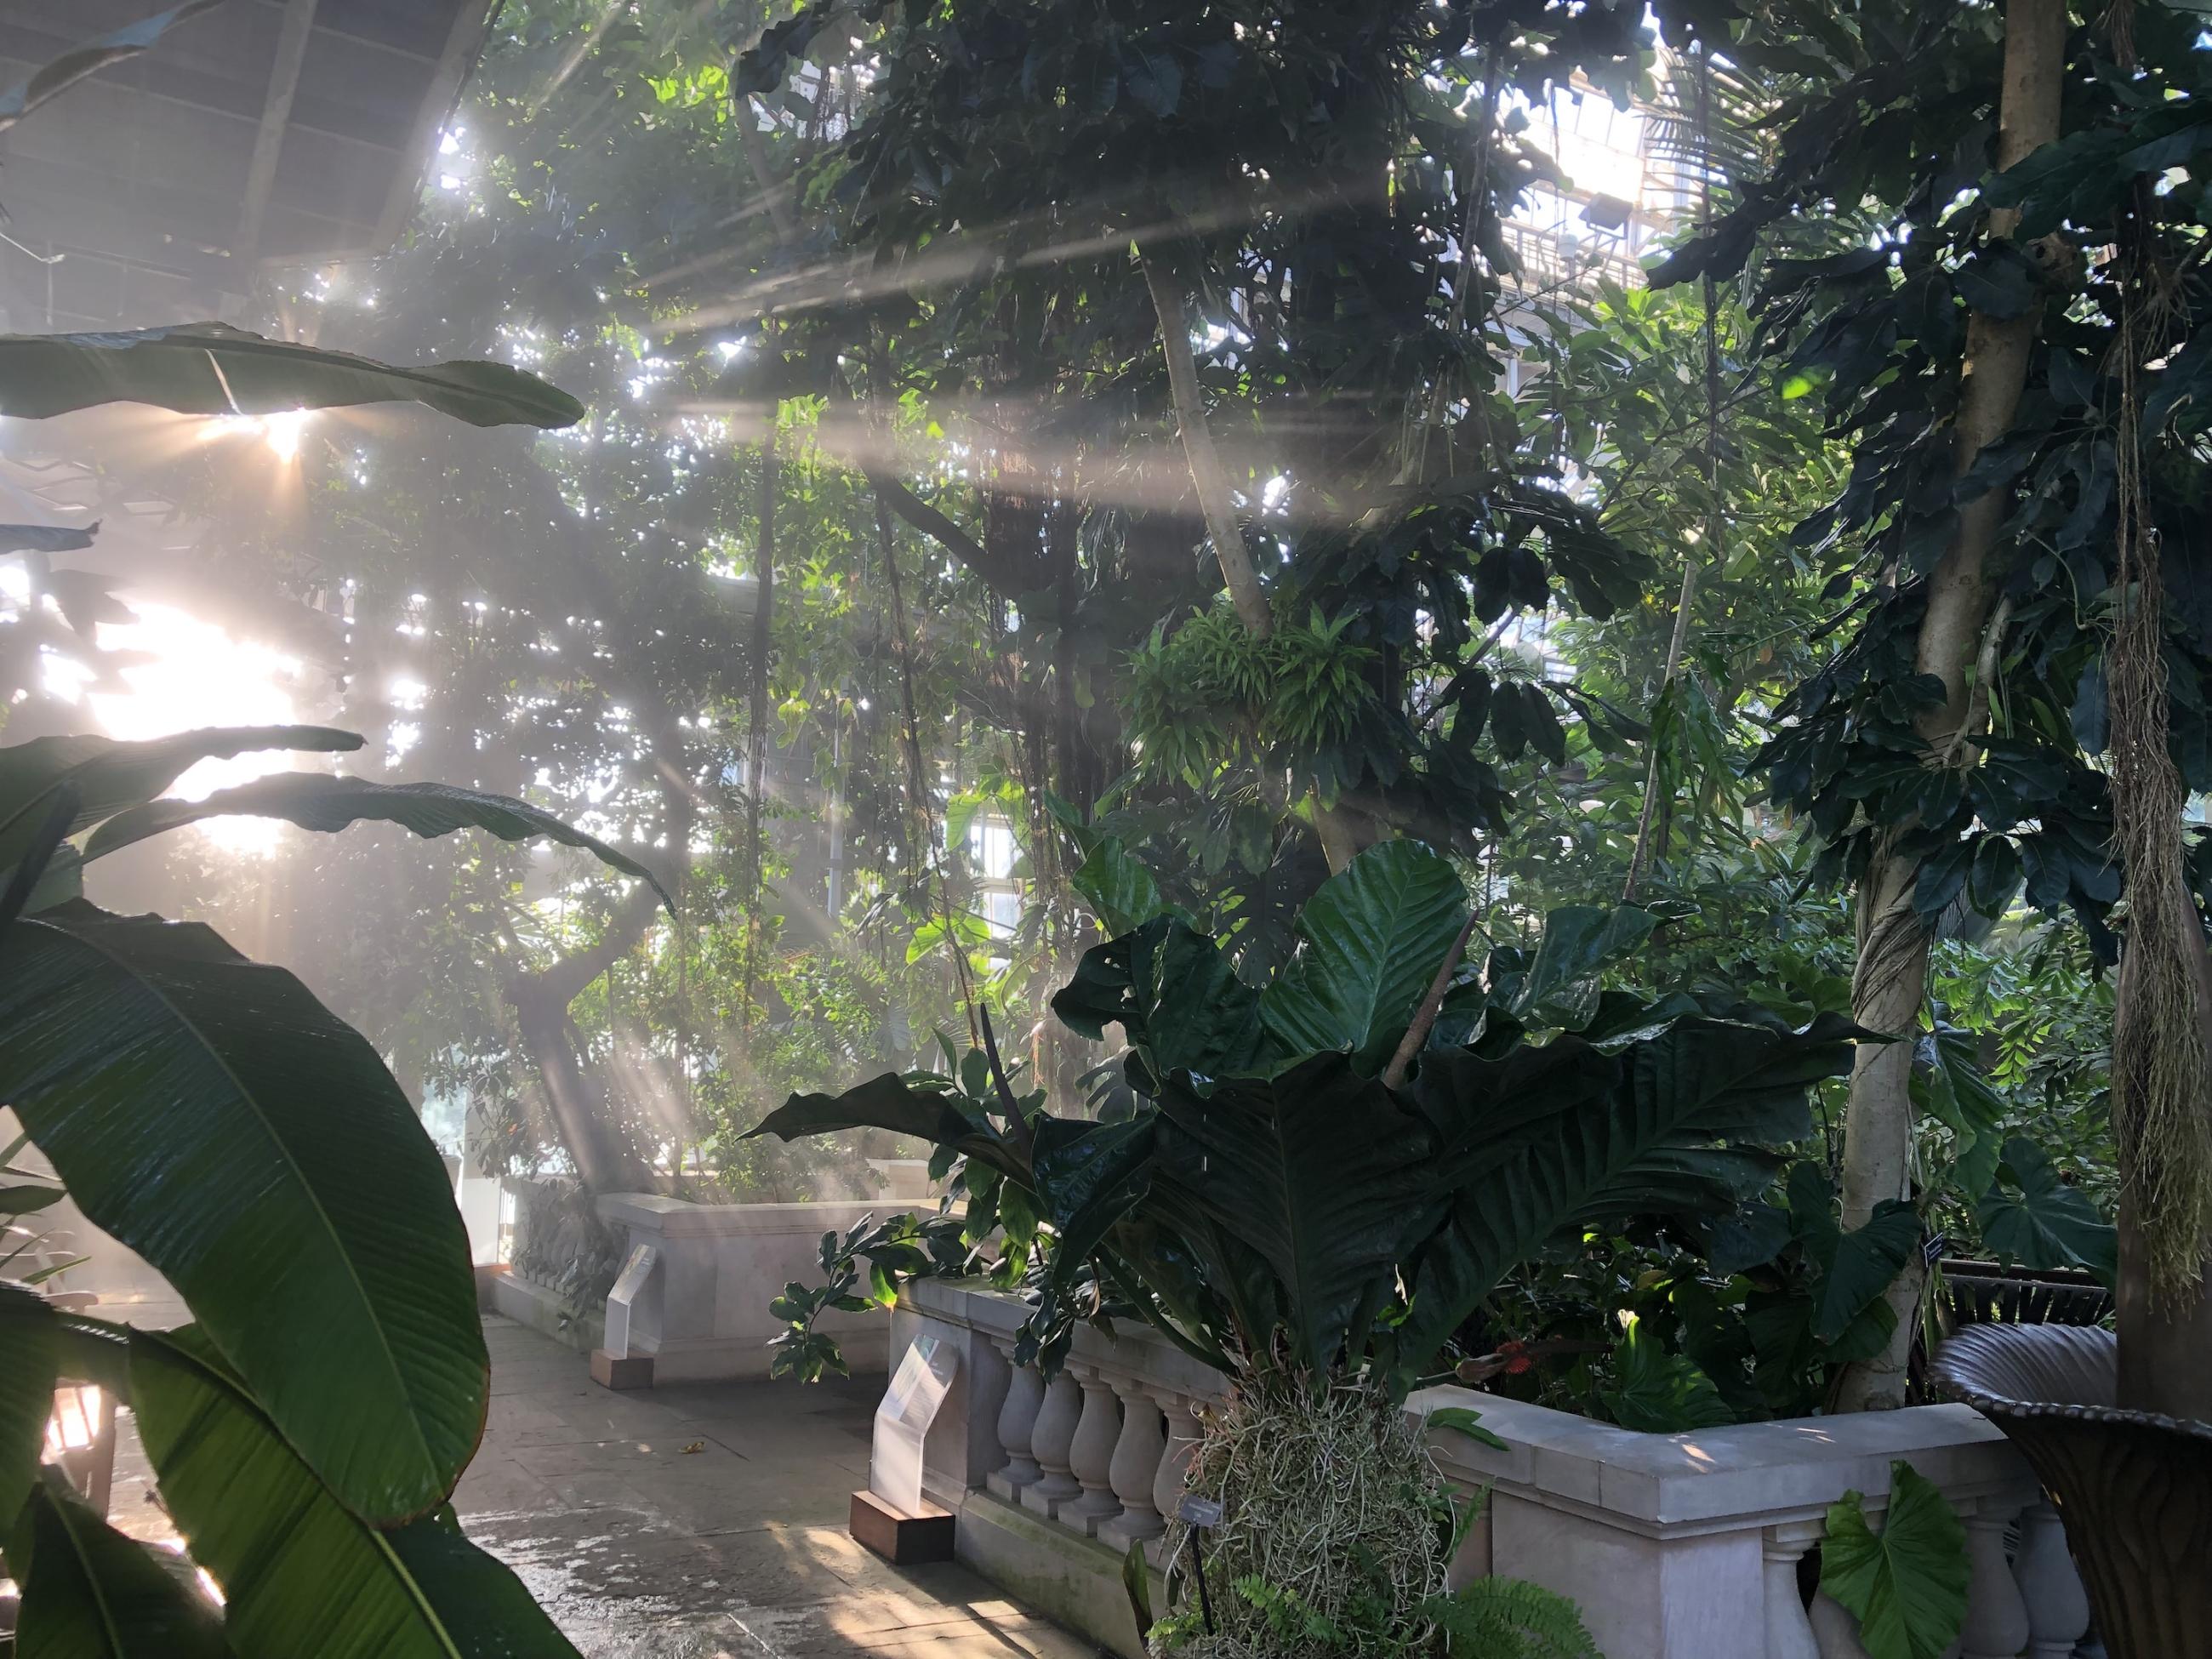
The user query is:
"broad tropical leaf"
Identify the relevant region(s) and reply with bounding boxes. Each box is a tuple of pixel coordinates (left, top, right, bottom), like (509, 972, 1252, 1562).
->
(1396, 1016, 1858, 1371)
(1052, 917, 1273, 1084)
(0, 524, 99, 556)
(1975, 1137, 2117, 1281)
(1818, 1463, 1970, 1659)
(0, 323, 584, 429)
(0, 727, 362, 875)
(1510, 905, 1659, 1031)
(84, 774, 676, 911)
(1147, 1054, 1448, 1376)
(0, 1280, 59, 1523)
(1789, 1168, 1922, 1344)
(1029, 1116, 1154, 1279)
(1259, 841, 1470, 1072)
(0, 904, 485, 1523)
(128, 1331, 583, 1659)
(750, 1072, 1025, 1177)
(1601, 1317, 1734, 1433)
(0, 1, 225, 135)
(9, 1471, 231, 1658)
(1068, 835, 1165, 936)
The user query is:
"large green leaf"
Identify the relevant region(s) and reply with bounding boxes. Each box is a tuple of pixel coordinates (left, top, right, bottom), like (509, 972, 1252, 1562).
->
(1259, 841, 1470, 1072)
(1029, 1116, 1154, 1279)
(1781, 1165, 1924, 1344)
(128, 1331, 583, 1659)
(1052, 917, 1273, 1084)
(1147, 1054, 1447, 1375)
(9, 1470, 232, 1658)
(1601, 1317, 1735, 1433)
(0, 1280, 59, 1523)
(0, 904, 485, 1523)
(1975, 1137, 2117, 1281)
(1818, 1462, 1970, 1659)
(1067, 835, 1165, 936)
(0, 525, 100, 556)
(1510, 905, 1659, 1031)
(0, 727, 362, 877)
(84, 775, 675, 912)
(1396, 1016, 1859, 1372)
(0, 324, 584, 429)
(749, 1072, 1024, 1177)
(0, 1, 225, 135)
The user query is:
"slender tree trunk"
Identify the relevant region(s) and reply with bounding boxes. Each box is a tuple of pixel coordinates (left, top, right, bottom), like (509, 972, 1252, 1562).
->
(1624, 49, 1721, 904)
(1833, 0, 2067, 1410)
(740, 427, 778, 1041)
(1138, 248, 1273, 639)
(1140, 244, 1376, 869)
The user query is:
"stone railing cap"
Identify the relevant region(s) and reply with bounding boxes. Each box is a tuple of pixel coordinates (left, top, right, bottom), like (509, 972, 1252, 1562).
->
(592, 1193, 895, 1238)
(1412, 1385, 2032, 1530)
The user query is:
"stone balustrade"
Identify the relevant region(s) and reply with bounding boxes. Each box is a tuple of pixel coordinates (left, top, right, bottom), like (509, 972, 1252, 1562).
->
(492, 1178, 892, 1382)
(886, 1279, 2100, 1659)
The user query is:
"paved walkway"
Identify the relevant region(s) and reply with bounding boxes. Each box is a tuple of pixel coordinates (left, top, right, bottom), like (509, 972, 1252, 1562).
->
(457, 1315, 1102, 1658)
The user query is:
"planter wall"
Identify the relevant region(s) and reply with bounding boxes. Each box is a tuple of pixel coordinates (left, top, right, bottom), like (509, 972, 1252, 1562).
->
(889, 1280, 2099, 1659)
(491, 1178, 892, 1381)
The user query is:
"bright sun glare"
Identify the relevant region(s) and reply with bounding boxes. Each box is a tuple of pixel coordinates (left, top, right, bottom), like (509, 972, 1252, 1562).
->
(81, 604, 313, 855)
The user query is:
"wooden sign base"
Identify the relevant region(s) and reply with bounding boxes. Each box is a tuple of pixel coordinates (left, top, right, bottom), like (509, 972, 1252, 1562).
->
(849, 1488, 955, 1565)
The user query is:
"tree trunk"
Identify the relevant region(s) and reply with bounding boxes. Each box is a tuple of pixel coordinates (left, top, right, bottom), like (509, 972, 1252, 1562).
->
(1141, 244, 1381, 869)
(741, 427, 778, 1039)
(1833, 0, 2067, 1411)
(1138, 248, 1273, 641)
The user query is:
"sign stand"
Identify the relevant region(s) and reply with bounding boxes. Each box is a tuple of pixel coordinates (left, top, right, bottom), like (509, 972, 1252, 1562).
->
(850, 1333, 960, 1564)
(590, 1243, 658, 1390)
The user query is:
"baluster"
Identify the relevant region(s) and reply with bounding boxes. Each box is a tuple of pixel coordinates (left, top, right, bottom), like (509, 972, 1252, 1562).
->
(1762, 1522, 1823, 1659)
(1808, 1592, 1873, 1659)
(986, 1347, 1044, 1502)
(1021, 1370, 1083, 1518)
(2013, 1499, 2089, 1659)
(1150, 1390, 1200, 1563)
(1958, 1497, 2031, 1659)
(1763, 1525, 1825, 1659)
(1059, 1364, 1126, 1533)
(1099, 1378, 1167, 1551)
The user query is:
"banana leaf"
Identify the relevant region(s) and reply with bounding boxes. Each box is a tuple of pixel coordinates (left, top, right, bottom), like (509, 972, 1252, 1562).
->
(0, 727, 362, 875)
(9, 1471, 232, 1658)
(129, 1331, 583, 1659)
(84, 774, 675, 912)
(0, 323, 584, 429)
(0, 904, 485, 1524)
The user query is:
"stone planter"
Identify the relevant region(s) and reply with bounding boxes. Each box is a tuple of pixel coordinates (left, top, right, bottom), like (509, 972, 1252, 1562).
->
(490, 1181, 892, 1382)
(1930, 1322, 2212, 1659)
(888, 1279, 2099, 1659)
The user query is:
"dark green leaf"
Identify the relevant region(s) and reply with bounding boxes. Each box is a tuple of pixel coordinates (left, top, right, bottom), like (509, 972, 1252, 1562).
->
(1976, 1137, 2116, 1281)
(750, 1072, 1022, 1176)
(0, 905, 485, 1523)
(128, 1331, 584, 1658)
(1511, 905, 1659, 1031)
(1819, 1463, 1969, 1659)
(84, 776, 675, 913)
(1601, 1318, 1735, 1433)
(0, 1, 224, 135)
(0, 323, 584, 429)
(0, 727, 362, 877)
(1259, 841, 1469, 1071)
(1424, 1405, 1508, 1451)
(9, 1469, 231, 1657)
(1148, 1055, 1446, 1377)
(1068, 835, 1164, 936)
(0, 1280, 58, 1525)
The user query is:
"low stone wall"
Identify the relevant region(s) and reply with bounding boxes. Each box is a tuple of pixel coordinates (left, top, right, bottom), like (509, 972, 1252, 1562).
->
(889, 1280, 2095, 1659)
(489, 1178, 894, 1382)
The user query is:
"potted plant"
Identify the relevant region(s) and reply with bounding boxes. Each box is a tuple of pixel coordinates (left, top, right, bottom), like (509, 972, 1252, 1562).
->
(753, 839, 1861, 1655)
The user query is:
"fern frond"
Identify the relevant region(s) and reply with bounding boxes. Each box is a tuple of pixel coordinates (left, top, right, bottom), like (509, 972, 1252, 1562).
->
(1425, 1576, 1605, 1659)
